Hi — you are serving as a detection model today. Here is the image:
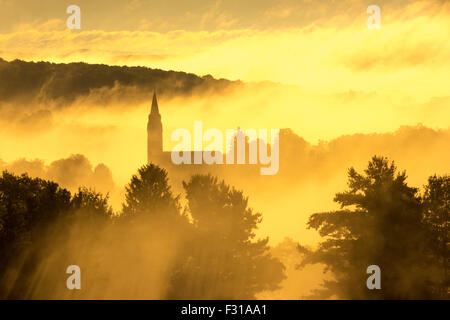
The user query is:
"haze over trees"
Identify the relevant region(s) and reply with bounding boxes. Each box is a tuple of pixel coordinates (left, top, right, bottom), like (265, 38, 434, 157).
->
(0, 58, 238, 105)
(0, 156, 448, 299)
(422, 174, 450, 297)
(299, 156, 449, 299)
(0, 164, 285, 299)
(169, 174, 285, 299)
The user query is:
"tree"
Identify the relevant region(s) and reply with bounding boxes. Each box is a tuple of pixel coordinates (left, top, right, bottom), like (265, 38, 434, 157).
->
(113, 164, 191, 299)
(0, 171, 71, 260)
(120, 163, 189, 239)
(299, 156, 435, 299)
(0, 171, 71, 298)
(70, 187, 113, 222)
(122, 164, 181, 219)
(0, 172, 116, 299)
(422, 174, 449, 298)
(169, 174, 285, 299)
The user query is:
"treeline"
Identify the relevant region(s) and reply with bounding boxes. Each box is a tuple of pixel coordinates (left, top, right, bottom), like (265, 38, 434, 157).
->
(0, 165, 284, 299)
(300, 156, 449, 299)
(0, 156, 448, 299)
(0, 58, 239, 105)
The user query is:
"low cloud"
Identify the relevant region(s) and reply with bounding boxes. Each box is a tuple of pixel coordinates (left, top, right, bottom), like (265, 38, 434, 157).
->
(0, 154, 115, 196)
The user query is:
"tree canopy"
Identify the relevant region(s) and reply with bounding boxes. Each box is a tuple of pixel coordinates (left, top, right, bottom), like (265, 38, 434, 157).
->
(169, 174, 285, 299)
(299, 156, 448, 299)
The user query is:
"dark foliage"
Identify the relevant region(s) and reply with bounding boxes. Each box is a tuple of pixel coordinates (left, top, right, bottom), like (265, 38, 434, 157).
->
(299, 156, 449, 299)
(0, 58, 239, 105)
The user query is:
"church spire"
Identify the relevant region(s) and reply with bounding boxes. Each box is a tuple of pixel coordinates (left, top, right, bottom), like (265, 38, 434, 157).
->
(147, 89, 163, 164)
(151, 90, 160, 115)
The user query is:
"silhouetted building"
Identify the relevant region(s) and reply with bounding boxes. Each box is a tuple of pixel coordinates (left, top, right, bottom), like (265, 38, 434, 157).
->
(147, 90, 221, 166)
(147, 91, 163, 164)
(146, 92, 274, 175)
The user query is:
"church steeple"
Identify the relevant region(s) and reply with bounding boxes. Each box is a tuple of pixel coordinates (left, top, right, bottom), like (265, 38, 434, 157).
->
(151, 90, 160, 116)
(147, 90, 163, 164)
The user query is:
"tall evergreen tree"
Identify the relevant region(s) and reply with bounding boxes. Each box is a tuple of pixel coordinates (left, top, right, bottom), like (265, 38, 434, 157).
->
(122, 164, 181, 218)
(299, 156, 435, 299)
(169, 174, 285, 299)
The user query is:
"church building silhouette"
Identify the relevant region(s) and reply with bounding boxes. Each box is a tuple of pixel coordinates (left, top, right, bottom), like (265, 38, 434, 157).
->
(146, 91, 275, 175)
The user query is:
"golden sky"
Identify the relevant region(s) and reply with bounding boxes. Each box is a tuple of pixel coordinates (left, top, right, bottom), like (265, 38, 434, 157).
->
(1, 0, 449, 177)
(1, 1, 448, 140)
(0, 0, 449, 98)
(0, 0, 449, 244)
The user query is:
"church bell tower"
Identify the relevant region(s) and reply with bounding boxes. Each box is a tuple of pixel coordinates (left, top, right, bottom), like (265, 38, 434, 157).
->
(147, 90, 163, 164)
